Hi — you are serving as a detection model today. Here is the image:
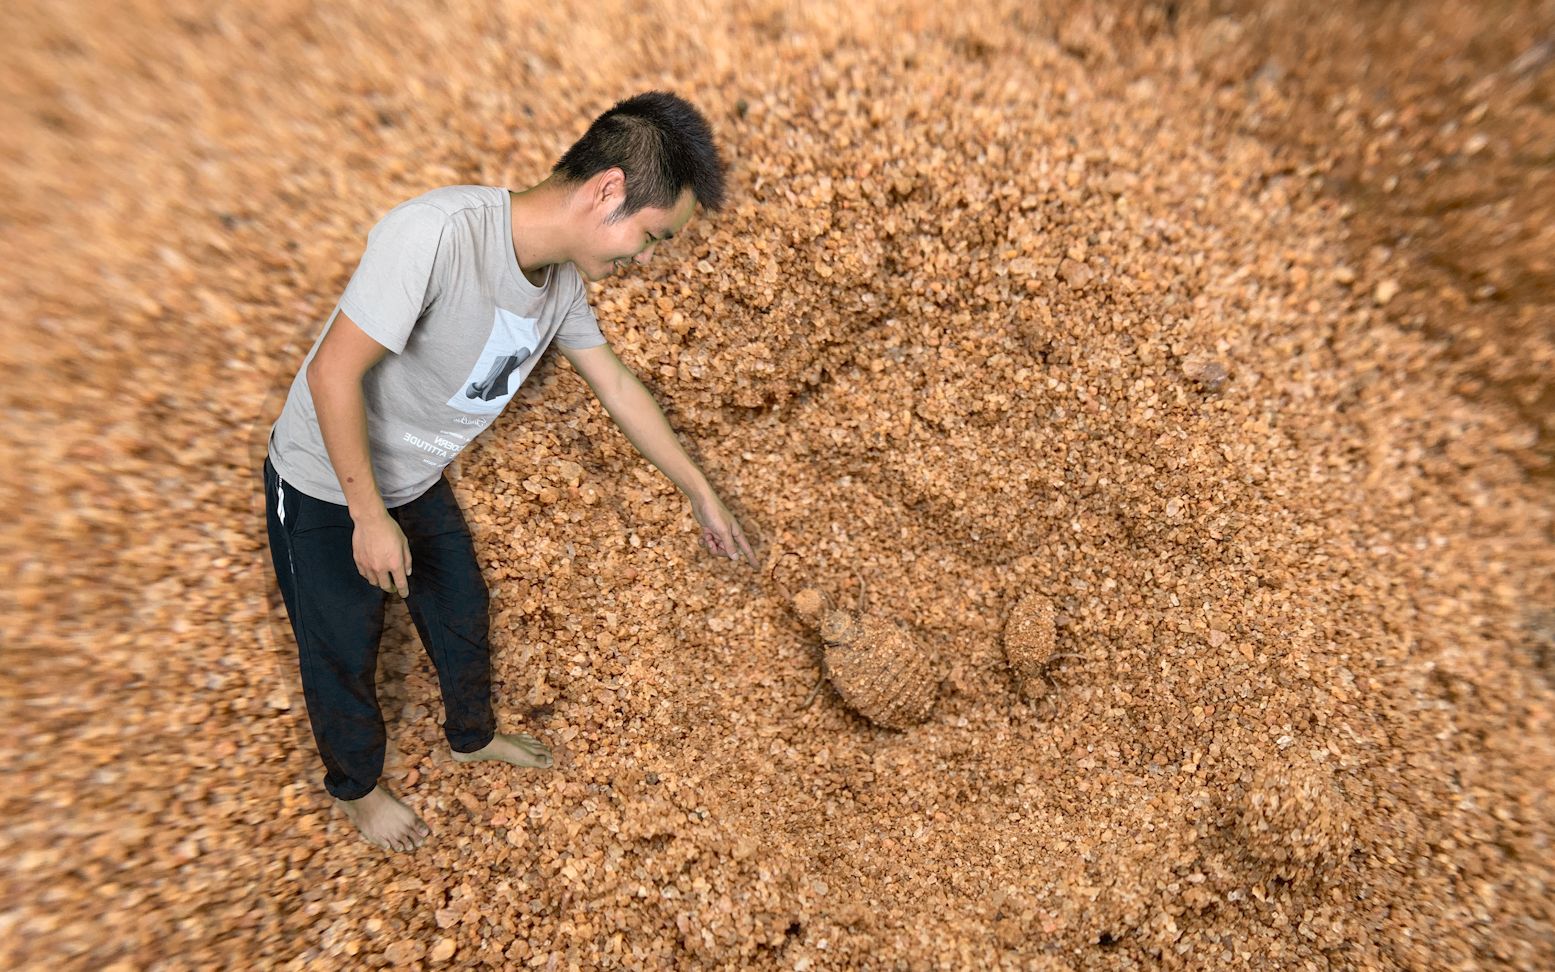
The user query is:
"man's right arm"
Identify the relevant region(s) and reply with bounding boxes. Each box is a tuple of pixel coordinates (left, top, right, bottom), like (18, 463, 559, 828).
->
(305, 309, 413, 596)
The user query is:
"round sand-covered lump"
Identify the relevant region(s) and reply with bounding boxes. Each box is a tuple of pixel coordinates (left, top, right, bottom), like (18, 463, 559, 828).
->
(821, 612, 938, 730)
(792, 587, 825, 621)
(1233, 760, 1356, 885)
(1003, 593, 1058, 697)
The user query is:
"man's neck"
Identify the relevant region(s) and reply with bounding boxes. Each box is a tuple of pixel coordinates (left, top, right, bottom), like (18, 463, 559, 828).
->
(508, 178, 574, 285)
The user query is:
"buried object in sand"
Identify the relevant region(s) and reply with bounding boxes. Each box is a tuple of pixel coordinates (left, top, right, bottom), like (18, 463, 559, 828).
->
(1003, 592, 1063, 699)
(781, 567, 939, 730)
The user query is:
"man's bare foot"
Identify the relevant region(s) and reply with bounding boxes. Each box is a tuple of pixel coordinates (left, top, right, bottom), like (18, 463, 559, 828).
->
(451, 732, 555, 769)
(334, 786, 431, 853)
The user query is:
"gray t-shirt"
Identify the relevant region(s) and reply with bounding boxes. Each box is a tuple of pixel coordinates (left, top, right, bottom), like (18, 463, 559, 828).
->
(268, 185, 606, 507)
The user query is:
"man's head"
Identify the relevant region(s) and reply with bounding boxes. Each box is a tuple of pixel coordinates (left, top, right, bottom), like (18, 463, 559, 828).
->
(553, 91, 726, 281)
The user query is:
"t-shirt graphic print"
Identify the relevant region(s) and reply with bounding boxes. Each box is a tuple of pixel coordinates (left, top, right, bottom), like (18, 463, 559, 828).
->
(453, 307, 540, 413)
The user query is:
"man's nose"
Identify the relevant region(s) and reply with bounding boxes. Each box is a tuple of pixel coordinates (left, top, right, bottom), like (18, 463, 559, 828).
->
(634, 244, 657, 265)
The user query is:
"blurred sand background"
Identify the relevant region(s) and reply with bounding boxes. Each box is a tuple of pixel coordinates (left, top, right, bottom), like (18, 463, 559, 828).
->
(3, 1, 1554, 969)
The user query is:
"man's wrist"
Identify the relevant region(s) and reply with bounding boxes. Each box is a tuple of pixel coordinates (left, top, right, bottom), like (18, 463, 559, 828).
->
(682, 476, 714, 507)
(348, 497, 390, 523)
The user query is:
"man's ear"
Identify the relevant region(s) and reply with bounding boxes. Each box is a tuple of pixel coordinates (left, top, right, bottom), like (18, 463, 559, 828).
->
(595, 167, 627, 215)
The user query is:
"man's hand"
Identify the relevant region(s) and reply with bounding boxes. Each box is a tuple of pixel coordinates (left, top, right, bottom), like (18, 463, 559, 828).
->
(692, 492, 756, 566)
(354, 510, 412, 596)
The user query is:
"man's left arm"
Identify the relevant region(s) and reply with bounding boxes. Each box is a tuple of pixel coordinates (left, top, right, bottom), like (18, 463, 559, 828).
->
(558, 342, 756, 566)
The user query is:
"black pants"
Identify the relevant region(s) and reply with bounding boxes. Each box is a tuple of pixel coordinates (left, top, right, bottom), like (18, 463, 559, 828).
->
(263, 457, 495, 800)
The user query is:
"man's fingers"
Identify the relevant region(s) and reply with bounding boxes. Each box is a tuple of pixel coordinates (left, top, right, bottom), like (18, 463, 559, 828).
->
(368, 567, 401, 596)
(702, 519, 756, 564)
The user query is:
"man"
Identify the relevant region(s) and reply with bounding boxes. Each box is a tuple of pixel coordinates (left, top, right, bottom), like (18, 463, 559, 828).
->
(263, 92, 755, 853)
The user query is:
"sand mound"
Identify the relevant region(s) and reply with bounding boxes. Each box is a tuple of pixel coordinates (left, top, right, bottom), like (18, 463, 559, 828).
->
(1230, 759, 1357, 885)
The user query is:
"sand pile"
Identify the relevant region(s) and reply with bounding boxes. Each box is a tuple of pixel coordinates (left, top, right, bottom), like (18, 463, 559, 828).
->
(3, 1, 1553, 969)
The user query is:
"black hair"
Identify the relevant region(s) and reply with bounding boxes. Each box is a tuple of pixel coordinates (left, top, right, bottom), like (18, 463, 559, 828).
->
(553, 91, 727, 217)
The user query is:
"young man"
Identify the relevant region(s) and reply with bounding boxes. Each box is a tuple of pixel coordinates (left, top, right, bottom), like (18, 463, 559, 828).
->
(263, 92, 755, 853)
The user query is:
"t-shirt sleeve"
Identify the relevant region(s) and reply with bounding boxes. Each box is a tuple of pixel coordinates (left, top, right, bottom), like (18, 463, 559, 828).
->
(337, 202, 448, 355)
(553, 267, 608, 350)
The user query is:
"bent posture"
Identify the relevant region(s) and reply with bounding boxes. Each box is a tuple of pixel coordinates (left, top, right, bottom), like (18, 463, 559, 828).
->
(263, 92, 754, 852)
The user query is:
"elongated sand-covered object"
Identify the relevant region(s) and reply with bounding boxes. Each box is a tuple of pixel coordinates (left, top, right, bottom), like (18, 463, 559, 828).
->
(818, 610, 938, 729)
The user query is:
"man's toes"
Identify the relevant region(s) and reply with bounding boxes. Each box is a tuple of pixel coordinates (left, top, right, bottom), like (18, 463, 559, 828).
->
(517, 738, 553, 760)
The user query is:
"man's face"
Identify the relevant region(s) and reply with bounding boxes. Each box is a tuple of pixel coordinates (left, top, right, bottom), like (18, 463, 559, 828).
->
(578, 186, 697, 283)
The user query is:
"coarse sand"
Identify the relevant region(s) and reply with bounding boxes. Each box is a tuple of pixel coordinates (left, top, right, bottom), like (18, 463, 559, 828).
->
(2, 1, 1553, 969)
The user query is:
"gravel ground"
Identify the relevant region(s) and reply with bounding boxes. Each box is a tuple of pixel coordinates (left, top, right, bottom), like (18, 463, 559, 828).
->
(3, 1, 1552, 969)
